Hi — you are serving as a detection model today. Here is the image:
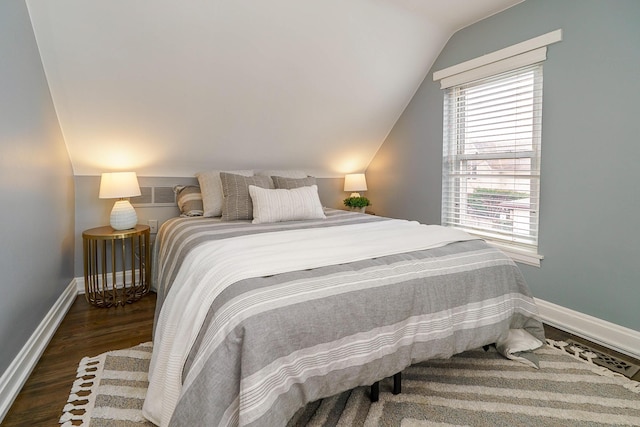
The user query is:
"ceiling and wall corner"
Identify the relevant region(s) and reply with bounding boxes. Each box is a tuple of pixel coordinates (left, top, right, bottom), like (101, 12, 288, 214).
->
(24, 0, 522, 178)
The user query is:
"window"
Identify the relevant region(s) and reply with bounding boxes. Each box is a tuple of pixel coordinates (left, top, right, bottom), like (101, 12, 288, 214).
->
(442, 65, 543, 262)
(433, 30, 561, 266)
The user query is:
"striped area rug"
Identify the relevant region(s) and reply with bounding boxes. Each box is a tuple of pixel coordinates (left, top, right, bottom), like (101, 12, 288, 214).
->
(60, 342, 154, 426)
(60, 340, 640, 426)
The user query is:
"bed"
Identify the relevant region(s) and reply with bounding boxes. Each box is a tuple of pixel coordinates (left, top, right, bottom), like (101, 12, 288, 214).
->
(142, 205, 545, 426)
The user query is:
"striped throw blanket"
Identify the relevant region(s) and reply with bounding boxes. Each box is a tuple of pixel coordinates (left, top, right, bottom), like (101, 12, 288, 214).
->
(143, 210, 544, 426)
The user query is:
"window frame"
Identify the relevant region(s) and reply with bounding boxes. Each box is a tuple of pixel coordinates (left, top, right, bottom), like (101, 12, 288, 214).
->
(433, 31, 562, 267)
(442, 65, 544, 266)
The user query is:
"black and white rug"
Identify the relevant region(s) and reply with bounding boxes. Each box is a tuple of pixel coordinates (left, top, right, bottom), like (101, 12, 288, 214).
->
(60, 340, 640, 426)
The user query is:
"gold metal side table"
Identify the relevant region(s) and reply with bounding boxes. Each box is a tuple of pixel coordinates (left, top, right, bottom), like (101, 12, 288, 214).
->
(82, 224, 151, 307)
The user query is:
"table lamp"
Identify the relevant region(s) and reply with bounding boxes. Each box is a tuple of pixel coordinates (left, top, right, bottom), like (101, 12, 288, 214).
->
(99, 172, 141, 230)
(344, 173, 367, 197)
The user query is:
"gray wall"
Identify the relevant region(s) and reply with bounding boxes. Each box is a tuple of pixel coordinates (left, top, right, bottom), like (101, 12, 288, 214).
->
(73, 176, 345, 277)
(367, 0, 640, 331)
(0, 1, 75, 374)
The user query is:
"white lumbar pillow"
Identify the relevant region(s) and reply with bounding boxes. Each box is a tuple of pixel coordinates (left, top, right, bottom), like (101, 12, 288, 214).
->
(249, 185, 325, 224)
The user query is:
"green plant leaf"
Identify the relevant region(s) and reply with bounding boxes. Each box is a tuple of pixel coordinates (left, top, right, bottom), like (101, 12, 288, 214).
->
(343, 196, 370, 208)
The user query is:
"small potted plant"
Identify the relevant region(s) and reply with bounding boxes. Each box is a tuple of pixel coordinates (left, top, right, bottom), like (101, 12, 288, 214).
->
(343, 196, 370, 213)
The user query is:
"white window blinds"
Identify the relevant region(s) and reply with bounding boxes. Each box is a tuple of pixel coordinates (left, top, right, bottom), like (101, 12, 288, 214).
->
(442, 64, 543, 258)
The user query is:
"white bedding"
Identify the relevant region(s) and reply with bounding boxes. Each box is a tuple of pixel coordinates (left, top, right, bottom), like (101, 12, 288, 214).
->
(143, 219, 479, 425)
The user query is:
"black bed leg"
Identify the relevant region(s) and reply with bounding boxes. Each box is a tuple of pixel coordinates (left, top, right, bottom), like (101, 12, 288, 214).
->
(393, 372, 402, 395)
(370, 381, 379, 402)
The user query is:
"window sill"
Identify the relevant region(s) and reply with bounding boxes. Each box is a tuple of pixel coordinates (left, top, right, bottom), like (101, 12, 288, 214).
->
(484, 241, 543, 268)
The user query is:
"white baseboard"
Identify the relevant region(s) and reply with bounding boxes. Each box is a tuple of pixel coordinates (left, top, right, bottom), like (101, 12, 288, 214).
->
(0, 279, 78, 423)
(535, 298, 640, 360)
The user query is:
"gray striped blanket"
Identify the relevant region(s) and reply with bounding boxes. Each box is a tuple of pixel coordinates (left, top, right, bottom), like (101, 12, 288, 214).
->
(143, 209, 544, 426)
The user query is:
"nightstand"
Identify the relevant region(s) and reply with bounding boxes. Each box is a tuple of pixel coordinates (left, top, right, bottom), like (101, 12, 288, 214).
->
(82, 224, 151, 307)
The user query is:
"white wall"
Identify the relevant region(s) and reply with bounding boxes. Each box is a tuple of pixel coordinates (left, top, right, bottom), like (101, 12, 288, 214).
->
(26, 0, 451, 178)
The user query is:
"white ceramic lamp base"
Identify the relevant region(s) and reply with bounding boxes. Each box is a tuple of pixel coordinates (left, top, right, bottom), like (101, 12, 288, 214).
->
(110, 199, 138, 230)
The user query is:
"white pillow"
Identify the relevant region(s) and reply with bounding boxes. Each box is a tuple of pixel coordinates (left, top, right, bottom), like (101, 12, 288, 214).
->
(196, 170, 253, 217)
(249, 185, 326, 224)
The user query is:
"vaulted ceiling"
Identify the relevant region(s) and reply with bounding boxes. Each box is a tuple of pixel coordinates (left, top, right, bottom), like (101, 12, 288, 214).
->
(26, 0, 521, 177)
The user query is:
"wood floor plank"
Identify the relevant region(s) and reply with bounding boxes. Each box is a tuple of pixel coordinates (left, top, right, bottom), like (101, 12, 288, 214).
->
(2, 293, 156, 427)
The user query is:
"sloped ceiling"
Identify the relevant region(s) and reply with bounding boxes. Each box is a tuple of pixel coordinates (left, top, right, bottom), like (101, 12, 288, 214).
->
(26, 0, 520, 177)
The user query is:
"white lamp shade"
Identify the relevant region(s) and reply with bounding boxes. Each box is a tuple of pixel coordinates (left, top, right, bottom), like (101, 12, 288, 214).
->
(344, 173, 367, 192)
(99, 172, 141, 199)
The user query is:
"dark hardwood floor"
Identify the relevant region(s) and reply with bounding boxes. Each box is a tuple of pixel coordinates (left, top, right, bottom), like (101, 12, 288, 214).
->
(2, 292, 638, 426)
(2, 293, 156, 427)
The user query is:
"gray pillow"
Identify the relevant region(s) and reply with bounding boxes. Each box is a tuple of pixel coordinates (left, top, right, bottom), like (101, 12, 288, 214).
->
(174, 185, 203, 217)
(196, 169, 253, 217)
(220, 172, 273, 221)
(271, 176, 316, 190)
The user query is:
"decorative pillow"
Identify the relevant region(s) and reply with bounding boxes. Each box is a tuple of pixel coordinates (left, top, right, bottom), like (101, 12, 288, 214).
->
(249, 185, 326, 224)
(196, 170, 253, 217)
(256, 170, 308, 179)
(256, 170, 308, 188)
(220, 173, 273, 221)
(271, 176, 316, 190)
(174, 185, 203, 217)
